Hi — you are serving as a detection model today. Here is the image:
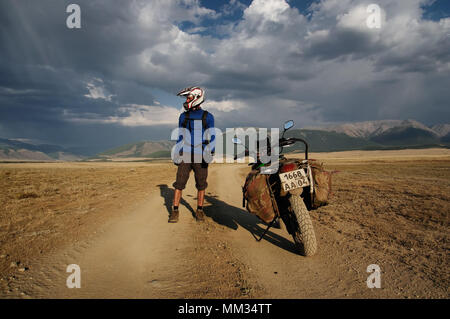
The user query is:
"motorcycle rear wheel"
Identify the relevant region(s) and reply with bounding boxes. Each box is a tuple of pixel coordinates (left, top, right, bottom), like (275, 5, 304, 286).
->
(289, 195, 317, 256)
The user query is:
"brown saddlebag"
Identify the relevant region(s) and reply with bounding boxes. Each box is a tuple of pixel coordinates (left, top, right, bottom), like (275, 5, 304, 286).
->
(309, 160, 333, 209)
(242, 170, 277, 224)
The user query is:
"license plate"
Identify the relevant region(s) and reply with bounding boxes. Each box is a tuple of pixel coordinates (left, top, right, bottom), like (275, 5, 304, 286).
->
(279, 168, 310, 191)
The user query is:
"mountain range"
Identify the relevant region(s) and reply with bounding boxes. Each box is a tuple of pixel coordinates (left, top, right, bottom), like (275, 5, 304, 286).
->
(0, 119, 449, 161)
(294, 119, 450, 152)
(96, 119, 449, 159)
(305, 120, 449, 139)
(97, 141, 175, 159)
(0, 138, 84, 162)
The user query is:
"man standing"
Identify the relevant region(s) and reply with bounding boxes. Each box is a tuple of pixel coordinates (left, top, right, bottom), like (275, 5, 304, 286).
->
(169, 87, 215, 223)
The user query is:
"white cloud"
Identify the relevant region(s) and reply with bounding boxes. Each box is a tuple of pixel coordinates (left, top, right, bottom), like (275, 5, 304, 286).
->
(337, 4, 385, 31)
(64, 104, 180, 127)
(0, 87, 41, 95)
(244, 0, 290, 22)
(184, 26, 208, 34)
(84, 78, 115, 102)
(5, 0, 449, 139)
(138, 0, 219, 27)
(111, 104, 181, 126)
(222, 0, 248, 16)
(81, 0, 450, 125)
(205, 99, 247, 112)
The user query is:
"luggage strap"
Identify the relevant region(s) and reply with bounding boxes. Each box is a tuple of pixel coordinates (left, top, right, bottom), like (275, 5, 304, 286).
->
(181, 110, 210, 146)
(181, 110, 209, 131)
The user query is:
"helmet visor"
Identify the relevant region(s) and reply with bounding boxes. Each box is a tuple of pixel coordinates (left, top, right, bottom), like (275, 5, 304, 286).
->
(186, 94, 194, 103)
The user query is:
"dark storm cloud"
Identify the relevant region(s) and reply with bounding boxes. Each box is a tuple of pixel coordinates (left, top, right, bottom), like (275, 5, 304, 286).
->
(0, 1, 154, 73)
(303, 28, 386, 61)
(0, 0, 170, 149)
(0, 0, 449, 152)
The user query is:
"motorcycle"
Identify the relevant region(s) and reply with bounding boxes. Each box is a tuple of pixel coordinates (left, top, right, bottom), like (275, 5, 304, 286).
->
(233, 120, 317, 256)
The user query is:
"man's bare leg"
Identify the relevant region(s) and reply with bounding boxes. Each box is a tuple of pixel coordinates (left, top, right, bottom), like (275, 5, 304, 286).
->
(197, 189, 205, 207)
(169, 189, 182, 223)
(173, 189, 182, 207)
(195, 189, 206, 221)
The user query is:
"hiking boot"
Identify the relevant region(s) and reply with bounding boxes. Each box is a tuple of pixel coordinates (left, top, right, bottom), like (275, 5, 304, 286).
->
(168, 209, 179, 223)
(195, 208, 205, 222)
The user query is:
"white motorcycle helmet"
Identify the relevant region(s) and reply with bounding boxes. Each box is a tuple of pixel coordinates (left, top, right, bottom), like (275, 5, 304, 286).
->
(177, 86, 205, 111)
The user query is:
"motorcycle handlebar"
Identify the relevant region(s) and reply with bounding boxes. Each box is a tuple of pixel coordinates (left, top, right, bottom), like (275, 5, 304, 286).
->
(280, 137, 308, 160)
(234, 139, 309, 161)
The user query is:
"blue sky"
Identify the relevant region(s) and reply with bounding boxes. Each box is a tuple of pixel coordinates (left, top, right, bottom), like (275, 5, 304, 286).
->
(0, 0, 449, 153)
(422, 0, 450, 20)
(185, 0, 450, 36)
(180, 0, 318, 35)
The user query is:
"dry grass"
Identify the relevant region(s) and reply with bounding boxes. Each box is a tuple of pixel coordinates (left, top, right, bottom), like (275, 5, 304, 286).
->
(0, 151, 449, 298)
(314, 158, 450, 297)
(0, 162, 177, 276)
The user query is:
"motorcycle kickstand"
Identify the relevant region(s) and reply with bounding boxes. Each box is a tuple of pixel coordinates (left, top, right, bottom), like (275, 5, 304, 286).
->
(256, 217, 279, 242)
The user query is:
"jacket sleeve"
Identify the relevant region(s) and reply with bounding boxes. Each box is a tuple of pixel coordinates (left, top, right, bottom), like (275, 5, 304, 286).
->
(207, 113, 215, 153)
(177, 113, 183, 144)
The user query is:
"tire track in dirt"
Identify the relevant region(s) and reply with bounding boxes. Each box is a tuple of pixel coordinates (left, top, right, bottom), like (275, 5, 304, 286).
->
(1, 167, 256, 299)
(2, 192, 200, 298)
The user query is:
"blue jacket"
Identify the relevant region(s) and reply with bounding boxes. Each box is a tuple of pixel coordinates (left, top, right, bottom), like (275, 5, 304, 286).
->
(177, 108, 215, 154)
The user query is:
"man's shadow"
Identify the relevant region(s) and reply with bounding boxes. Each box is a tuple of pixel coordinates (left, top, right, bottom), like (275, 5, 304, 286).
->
(157, 184, 298, 254)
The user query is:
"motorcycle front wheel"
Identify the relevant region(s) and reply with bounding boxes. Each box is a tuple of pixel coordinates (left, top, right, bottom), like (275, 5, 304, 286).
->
(289, 195, 317, 256)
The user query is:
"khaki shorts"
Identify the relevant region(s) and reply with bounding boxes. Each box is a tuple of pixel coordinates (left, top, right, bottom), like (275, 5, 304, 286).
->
(173, 162, 208, 191)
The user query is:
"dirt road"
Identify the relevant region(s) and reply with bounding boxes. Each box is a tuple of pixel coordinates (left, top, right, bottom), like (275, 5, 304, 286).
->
(0, 155, 449, 298)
